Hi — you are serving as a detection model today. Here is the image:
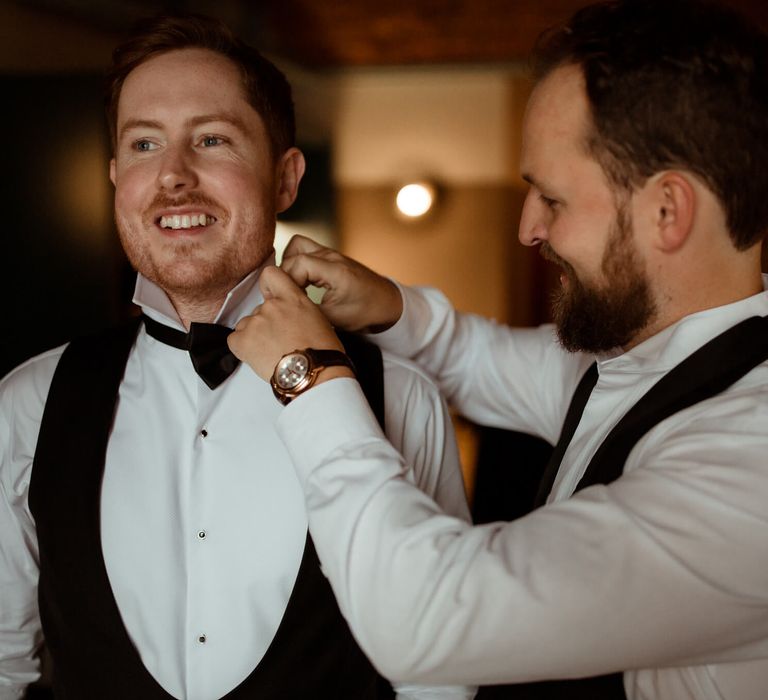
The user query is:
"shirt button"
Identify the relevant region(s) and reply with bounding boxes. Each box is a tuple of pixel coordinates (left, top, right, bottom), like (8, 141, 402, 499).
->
(200, 429, 208, 438)
(198, 634, 207, 644)
(197, 530, 207, 540)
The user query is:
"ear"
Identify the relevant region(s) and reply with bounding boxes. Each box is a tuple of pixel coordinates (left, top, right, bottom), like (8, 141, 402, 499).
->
(275, 148, 306, 214)
(651, 172, 695, 253)
(109, 158, 117, 187)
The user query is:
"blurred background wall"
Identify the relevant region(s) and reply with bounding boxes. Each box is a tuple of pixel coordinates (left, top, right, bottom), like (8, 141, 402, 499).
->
(4, 0, 766, 368)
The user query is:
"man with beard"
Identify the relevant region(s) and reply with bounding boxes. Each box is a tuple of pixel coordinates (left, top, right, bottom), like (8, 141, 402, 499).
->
(0, 13, 474, 700)
(225, 0, 768, 698)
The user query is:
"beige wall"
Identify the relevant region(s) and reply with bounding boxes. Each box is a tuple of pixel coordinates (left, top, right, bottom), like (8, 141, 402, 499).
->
(333, 68, 518, 186)
(332, 67, 543, 327)
(338, 184, 542, 325)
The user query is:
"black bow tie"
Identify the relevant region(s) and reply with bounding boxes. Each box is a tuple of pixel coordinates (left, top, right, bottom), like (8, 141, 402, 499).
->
(142, 315, 240, 390)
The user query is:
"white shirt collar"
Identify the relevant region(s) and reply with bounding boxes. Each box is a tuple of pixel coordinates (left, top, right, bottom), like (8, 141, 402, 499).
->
(597, 273, 768, 374)
(132, 252, 275, 331)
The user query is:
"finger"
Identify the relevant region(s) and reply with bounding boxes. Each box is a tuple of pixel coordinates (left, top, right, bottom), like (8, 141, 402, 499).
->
(281, 252, 345, 291)
(259, 265, 305, 301)
(234, 310, 256, 331)
(282, 234, 328, 259)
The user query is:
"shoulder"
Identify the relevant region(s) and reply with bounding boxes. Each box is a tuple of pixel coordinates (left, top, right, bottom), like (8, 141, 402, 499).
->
(667, 359, 768, 431)
(1, 344, 67, 437)
(631, 359, 768, 475)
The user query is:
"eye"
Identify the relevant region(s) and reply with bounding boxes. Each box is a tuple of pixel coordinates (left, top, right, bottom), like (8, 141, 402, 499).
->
(200, 135, 225, 147)
(133, 139, 157, 152)
(539, 193, 560, 211)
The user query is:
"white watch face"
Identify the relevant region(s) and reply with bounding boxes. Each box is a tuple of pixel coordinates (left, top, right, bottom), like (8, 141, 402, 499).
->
(275, 352, 310, 390)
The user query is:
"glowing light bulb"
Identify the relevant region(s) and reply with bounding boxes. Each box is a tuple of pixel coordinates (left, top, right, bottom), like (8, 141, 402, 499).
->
(396, 183, 435, 218)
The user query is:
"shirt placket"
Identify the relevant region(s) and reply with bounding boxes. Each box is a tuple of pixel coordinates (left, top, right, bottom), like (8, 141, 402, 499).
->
(186, 377, 221, 698)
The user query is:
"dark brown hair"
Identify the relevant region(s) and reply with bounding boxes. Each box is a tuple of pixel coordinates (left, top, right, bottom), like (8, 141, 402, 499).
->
(105, 13, 295, 159)
(533, 0, 768, 250)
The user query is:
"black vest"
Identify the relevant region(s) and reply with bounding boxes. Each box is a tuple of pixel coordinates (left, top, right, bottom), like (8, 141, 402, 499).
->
(28, 318, 394, 699)
(478, 314, 768, 699)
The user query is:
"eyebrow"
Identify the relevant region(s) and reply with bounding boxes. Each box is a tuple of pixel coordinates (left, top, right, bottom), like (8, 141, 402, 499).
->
(522, 173, 557, 195)
(187, 112, 249, 132)
(118, 112, 249, 142)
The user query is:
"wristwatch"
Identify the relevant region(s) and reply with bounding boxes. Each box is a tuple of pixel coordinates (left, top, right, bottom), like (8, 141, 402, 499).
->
(270, 348, 355, 405)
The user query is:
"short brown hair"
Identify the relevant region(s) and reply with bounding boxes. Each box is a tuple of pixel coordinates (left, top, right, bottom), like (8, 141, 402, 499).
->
(105, 13, 295, 159)
(533, 0, 768, 250)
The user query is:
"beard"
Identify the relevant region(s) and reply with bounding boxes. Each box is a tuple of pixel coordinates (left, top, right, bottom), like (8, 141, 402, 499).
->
(116, 190, 274, 305)
(542, 204, 657, 353)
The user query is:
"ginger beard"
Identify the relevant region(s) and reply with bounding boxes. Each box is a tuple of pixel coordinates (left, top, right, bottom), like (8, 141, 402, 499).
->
(543, 203, 657, 353)
(115, 189, 276, 304)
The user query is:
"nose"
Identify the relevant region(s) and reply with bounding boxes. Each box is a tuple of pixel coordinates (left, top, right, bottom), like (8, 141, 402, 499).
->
(157, 144, 198, 192)
(518, 189, 548, 247)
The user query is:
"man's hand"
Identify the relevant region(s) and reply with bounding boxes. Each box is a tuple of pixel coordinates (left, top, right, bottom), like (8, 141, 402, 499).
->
(227, 266, 349, 383)
(280, 235, 403, 333)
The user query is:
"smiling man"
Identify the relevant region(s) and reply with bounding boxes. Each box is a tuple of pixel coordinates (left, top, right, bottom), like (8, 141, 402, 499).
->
(109, 47, 293, 324)
(225, 1, 768, 698)
(0, 14, 473, 700)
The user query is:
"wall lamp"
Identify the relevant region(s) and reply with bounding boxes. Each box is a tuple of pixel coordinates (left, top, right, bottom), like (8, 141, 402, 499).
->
(395, 181, 438, 220)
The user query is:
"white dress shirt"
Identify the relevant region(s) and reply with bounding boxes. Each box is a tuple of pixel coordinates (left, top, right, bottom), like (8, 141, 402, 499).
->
(276, 276, 768, 700)
(0, 264, 474, 700)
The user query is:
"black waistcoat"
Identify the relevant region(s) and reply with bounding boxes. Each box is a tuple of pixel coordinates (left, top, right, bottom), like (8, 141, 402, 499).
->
(478, 314, 768, 699)
(28, 319, 394, 700)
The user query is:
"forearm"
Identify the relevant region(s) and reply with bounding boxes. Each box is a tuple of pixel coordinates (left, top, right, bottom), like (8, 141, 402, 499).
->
(280, 380, 768, 684)
(0, 654, 38, 700)
(0, 530, 42, 696)
(371, 284, 589, 439)
(0, 683, 30, 700)
(0, 516, 42, 697)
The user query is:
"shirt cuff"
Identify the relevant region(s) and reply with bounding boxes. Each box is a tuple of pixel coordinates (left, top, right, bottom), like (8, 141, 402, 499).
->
(364, 282, 428, 357)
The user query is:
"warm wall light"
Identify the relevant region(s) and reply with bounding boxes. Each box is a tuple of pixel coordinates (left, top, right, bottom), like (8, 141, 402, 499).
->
(395, 182, 436, 218)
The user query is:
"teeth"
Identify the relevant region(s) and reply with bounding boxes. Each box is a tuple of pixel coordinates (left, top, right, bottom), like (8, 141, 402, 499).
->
(159, 213, 214, 230)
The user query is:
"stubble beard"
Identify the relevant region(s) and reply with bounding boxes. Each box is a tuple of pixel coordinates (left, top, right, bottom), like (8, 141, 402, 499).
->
(116, 196, 275, 307)
(543, 204, 657, 354)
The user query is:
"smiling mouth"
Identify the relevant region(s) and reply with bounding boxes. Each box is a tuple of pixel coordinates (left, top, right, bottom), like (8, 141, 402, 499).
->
(158, 213, 217, 230)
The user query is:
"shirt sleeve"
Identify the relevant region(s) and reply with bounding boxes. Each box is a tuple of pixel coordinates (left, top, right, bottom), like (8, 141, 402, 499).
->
(380, 353, 470, 522)
(278, 377, 768, 686)
(0, 354, 59, 698)
(368, 284, 591, 444)
(379, 354, 475, 698)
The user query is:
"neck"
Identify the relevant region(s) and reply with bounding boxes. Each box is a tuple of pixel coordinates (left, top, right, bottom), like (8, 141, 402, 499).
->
(626, 245, 764, 350)
(167, 290, 230, 329)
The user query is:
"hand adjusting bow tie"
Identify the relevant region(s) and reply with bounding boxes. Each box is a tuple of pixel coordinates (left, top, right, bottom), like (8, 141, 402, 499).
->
(142, 315, 240, 390)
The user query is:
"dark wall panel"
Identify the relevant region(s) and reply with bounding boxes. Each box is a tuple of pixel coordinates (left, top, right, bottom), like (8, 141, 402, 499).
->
(1, 75, 131, 377)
